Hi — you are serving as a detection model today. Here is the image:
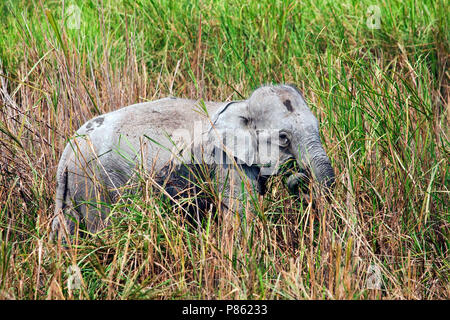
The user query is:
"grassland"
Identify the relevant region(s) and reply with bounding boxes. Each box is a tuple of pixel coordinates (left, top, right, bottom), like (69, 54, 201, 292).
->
(0, 0, 448, 299)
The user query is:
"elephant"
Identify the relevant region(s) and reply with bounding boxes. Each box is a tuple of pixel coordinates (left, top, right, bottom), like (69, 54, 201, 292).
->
(51, 84, 335, 239)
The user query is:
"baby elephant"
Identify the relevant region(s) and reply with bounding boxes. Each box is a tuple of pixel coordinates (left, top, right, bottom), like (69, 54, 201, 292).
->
(52, 84, 334, 238)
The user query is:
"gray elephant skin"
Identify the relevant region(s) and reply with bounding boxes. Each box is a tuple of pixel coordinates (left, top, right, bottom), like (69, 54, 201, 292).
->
(52, 84, 334, 237)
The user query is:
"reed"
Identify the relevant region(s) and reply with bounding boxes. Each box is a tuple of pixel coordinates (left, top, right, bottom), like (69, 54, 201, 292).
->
(0, 0, 448, 299)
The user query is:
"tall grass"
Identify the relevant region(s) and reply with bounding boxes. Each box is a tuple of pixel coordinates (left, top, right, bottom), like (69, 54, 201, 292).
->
(0, 0, 448, 299)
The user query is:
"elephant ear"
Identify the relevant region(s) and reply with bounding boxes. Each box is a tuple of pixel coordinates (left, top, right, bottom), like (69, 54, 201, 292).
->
(207, 101, 257, 166)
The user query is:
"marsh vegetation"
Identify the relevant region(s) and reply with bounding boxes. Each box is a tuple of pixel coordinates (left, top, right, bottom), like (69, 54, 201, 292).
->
(0, 0, 448, 299)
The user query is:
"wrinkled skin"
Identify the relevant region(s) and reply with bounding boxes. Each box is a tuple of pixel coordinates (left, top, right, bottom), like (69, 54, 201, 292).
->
(52, 84, 334, 238)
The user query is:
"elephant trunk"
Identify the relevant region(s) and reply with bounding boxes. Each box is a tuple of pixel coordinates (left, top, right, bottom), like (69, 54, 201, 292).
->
(288, 133, 335, 194)
(309, 153, 335, 190)
(303, 134, 335, 189)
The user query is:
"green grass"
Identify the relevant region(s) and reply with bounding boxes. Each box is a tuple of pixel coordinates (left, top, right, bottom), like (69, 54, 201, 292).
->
(0, 0, 448, 299)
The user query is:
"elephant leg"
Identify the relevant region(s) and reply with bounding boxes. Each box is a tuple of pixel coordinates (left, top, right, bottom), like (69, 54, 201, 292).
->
(67, 168, 112, 235)
(215, 164, 261, 240)
(51, 199, 80, 242)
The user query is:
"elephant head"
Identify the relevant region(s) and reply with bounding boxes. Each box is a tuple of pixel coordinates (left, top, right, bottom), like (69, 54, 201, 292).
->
(207, 84, 335, 195)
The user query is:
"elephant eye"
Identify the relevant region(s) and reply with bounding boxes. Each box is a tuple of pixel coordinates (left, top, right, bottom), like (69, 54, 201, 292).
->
(240, 116, 249, 126)
(279, 132, 290, 147)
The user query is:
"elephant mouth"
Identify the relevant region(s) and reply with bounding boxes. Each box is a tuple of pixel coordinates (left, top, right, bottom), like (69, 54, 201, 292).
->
(286, 168, 311, 195)
(273, 158, 312, 195)
(258, 158, 332, 197)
